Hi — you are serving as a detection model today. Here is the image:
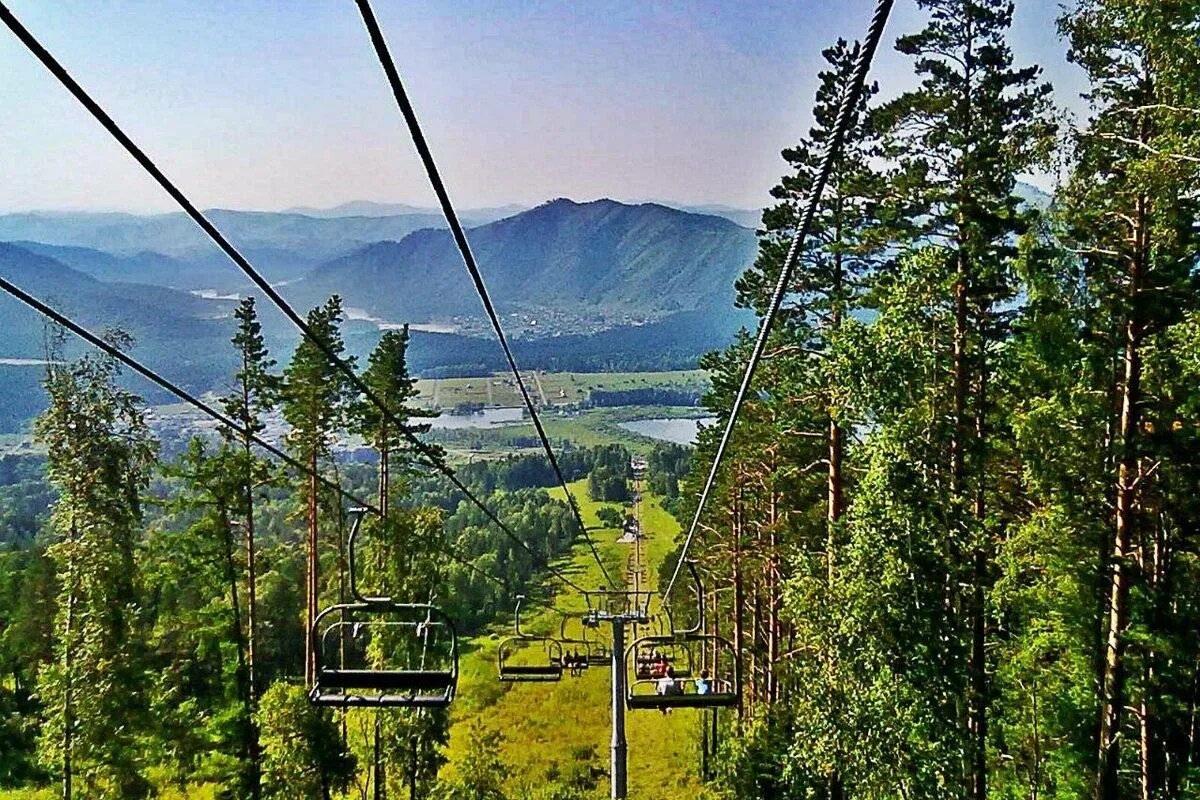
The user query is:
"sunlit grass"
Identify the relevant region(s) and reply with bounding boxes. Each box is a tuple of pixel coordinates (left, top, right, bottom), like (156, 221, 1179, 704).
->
(441, 479, 708, 799)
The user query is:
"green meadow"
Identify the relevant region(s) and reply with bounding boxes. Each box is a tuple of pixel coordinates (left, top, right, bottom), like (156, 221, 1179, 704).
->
(440, 479, 710, 800)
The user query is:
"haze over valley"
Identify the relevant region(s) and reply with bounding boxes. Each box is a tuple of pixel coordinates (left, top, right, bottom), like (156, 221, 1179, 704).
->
(0, 197, 759, 430)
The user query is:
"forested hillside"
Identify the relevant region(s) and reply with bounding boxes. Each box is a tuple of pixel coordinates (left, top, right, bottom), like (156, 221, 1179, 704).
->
(0, 1, 1198, 799)
(677, 3, 1200, 799)
(295, 198, 757, 322)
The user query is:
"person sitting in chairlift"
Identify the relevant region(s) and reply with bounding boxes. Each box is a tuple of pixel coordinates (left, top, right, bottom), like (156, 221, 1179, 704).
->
(656, 666, 682, 714)
(650, 653, 668, 680)
(695, 670, 712, 695)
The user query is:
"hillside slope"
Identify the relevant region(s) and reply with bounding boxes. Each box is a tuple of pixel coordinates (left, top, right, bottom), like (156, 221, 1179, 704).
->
(0, 243, 237, 428)
(442, 479, 707, 799)
(297, 199, 757, 322)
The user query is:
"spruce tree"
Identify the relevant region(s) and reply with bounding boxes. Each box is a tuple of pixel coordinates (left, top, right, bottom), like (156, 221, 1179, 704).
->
(35, 334, 157, 799)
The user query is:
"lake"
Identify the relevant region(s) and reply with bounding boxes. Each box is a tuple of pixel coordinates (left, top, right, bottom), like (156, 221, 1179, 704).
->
(430, 407, 526, 429)
(618, 417, 715, 445)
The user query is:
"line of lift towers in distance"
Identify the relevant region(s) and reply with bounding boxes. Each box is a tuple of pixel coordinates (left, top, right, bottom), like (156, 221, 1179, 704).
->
(307, 456, 740, 800)
(584, 456, 739, 799)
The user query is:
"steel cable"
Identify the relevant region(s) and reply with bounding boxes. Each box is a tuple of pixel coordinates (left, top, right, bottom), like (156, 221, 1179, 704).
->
(0, 0, 586, 596)
(353, 0, 617, 591)
(662, 0, 896, 600)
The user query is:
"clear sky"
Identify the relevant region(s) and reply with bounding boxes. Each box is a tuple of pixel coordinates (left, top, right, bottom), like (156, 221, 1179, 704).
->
(0, 1, 1085, 214)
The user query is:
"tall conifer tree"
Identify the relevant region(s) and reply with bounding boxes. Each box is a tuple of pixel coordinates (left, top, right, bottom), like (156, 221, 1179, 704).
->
(35, 335, 156, 799)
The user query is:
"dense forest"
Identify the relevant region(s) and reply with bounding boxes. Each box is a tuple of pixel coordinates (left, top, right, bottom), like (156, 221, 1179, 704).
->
(678, 1, 1200, 799)
(0, 290, 682, 798)
(1, 1, 1199, 799)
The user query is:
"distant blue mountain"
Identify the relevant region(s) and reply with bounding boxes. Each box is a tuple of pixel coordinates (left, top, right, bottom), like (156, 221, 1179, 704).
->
(283, 200, 527, 225)
(0, 209, 450, 278)
(296, 198, 758, 322)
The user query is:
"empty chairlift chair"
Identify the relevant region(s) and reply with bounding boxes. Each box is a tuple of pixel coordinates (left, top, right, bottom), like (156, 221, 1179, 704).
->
(310, 508, 459, 708)
(497, 595, 564, 682)
(625, 562, 740, 711)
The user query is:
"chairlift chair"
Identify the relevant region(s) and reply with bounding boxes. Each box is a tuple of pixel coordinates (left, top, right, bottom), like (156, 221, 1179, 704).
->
(497, 595, 564, 682)
(556, 614, 595, 676)
(625, 561, 740, 711)
(582, 588, 653, 619)
(310, 508, 459, 708)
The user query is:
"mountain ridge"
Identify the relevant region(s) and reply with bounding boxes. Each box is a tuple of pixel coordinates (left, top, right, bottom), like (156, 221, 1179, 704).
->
(295, 197, 758, 325)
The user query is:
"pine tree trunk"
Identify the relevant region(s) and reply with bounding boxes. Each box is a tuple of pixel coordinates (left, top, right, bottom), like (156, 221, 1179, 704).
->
(306, 452, 319, 687)
(61, 534, 76, 800)
(970, 342, 989, 800)
(826, 231, 847, 800)
(379, 422, 390, 516)
(1097, 197, 1147, 800)
(242, 442, 261, 800)
(1140, 508, 1164, 800)
(219, 503, 254, 798)
(732, 490, 746, 722)
(767, 481, 780, 704)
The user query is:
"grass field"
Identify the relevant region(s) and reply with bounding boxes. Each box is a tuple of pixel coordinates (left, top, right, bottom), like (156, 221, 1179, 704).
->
(440, 479, 709, 799)
(415, 370, 707, 410)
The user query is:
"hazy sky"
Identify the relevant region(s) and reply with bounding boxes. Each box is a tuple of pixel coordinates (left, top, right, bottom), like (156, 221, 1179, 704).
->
(1, 1, 1086, 214)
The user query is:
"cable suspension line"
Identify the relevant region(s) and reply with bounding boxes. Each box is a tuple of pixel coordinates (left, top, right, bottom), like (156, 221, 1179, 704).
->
(353, 0, 617, 591)
(0, 274, 581, 613)
(662, 0, 896, 601)
(0, 1, 586, 596)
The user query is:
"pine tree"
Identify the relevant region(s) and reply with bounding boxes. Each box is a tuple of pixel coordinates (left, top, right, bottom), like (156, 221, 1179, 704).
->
(734, 38, 884, 797)
(871, 2, 1055, 793)
(356, 325, 439, 514)
(282, 296, 355, 686)
(35, 333, 157, 799)
(1056, 3, 1200, 797)
(220, 296, 281, 800)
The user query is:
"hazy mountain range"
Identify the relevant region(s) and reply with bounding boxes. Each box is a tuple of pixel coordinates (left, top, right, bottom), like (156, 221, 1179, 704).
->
(0, 183, 1053, 429)
(0, 198, 759, 429)
(293, 198, 757, 322)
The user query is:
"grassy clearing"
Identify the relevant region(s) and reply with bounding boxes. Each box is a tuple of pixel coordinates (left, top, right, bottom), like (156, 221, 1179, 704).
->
(415, 370, 707, 410)
(441, 479, 707, 799)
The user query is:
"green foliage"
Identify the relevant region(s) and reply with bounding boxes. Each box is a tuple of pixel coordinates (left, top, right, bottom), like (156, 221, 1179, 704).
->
(35, 336, 157, 798)
(435, 721, 508, 800)
(255, 682, 354, 800)
(282, 295, 355, 467)
(596, 506, 623, 529)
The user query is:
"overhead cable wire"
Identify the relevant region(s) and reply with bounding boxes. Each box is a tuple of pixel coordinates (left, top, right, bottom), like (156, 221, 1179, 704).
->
(0, 276, 512, 602)
(0, 0, 586, 596)
(0, 275, 573, 615)
(353, 0, 617, 591)
(663, 0, 896, 600)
